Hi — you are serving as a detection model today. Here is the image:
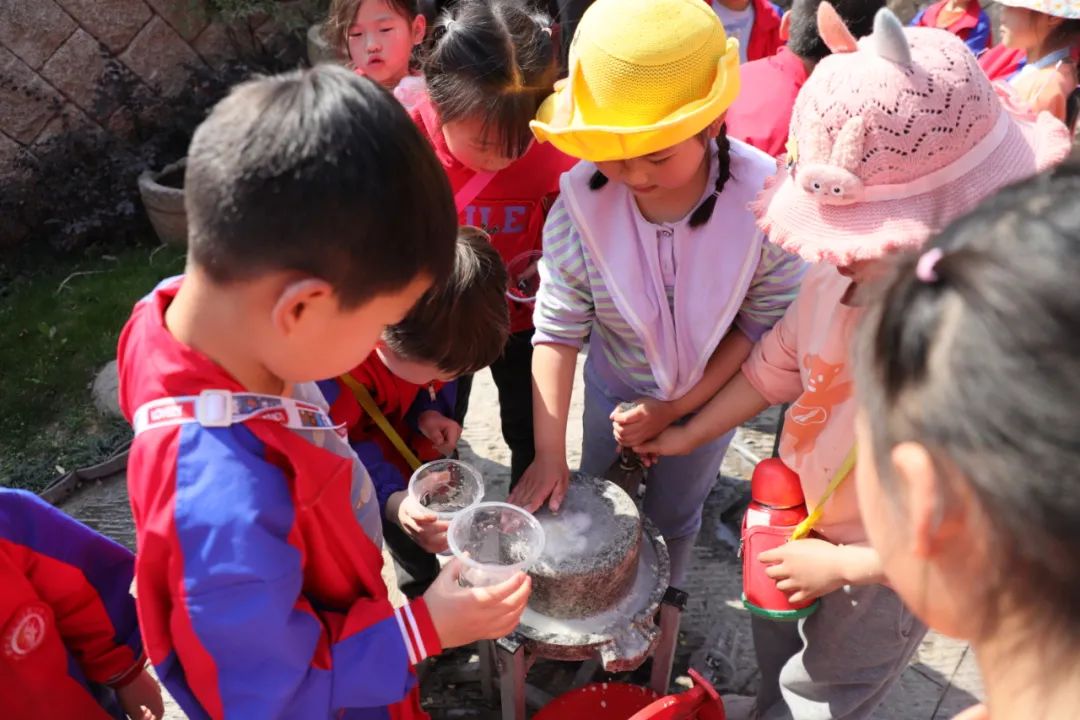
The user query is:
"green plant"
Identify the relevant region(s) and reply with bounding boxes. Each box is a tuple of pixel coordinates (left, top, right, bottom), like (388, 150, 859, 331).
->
(0, 245, 187, 490)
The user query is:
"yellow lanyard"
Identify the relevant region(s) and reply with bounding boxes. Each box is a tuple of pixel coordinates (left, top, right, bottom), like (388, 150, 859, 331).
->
(338, 374, 422, 472)
(789, 446, 857, 541)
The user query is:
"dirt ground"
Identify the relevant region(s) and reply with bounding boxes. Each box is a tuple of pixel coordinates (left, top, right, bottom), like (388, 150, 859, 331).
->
(64, 357, 983, 719)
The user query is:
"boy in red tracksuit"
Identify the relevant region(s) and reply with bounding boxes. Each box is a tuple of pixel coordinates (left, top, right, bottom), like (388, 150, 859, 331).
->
(0, 489, 163, 720)
(321, 228, 510, 597)
(117, 66, 531, 720)
(414, 0, 578, 485)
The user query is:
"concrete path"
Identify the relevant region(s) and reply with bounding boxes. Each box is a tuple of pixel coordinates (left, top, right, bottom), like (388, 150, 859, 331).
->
(64, 360, 983, 718)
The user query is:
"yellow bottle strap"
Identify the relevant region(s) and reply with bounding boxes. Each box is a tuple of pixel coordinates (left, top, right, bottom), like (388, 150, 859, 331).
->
(338, 373, 423, 472)
(789, 446, 857, 542)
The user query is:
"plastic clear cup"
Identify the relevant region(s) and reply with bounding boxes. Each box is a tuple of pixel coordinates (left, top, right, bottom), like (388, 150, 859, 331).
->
(506, 250, 543, 304)
(407, 459, 485, 521)
(448, 502, 546, 588)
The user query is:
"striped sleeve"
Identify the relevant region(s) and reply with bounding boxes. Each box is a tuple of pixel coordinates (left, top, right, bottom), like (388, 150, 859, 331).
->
(532, 197, 595, 348)
(735, 241, 807, 343)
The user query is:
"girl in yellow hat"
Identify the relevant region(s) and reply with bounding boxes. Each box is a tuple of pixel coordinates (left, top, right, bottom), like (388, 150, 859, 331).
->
(509, 0, 806, 587)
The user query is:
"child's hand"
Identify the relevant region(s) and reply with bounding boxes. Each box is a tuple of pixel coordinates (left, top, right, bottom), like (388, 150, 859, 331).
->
(116, 667, 164, 720)
(418, 411, 462, 457)
(632, 425, 697, 465)
(611, 398, 679, 448)
(759, 539, 848, 605)
(509, 454, 570, 512)
(392, 491, 450, 553)
(424, 558, 532, 648)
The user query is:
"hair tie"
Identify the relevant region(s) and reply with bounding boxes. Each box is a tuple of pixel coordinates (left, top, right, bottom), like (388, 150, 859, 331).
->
(916, 248, 944, 283)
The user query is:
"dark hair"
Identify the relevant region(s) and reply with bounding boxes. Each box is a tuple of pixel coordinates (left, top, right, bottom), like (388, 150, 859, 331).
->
(324, 0, 420, 61)
(185, 65, 457, 308)
(383, 226, 510, 375)
(788, 0, 884, 62)
(588, 127, 732, 229)
(1046, 18, 1080, 54)
(855, 153, 1080, 649)
(423, 0, 558, 160)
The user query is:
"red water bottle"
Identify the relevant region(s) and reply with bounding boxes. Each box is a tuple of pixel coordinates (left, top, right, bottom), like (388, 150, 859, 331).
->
(741, 458, 820, 620)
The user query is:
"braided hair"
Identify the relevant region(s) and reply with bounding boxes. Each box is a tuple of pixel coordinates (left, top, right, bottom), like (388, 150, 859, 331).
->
(587, 126, 733, 228)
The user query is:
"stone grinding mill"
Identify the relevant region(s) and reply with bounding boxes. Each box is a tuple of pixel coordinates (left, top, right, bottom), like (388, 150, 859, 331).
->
(478, 474, 689, 720)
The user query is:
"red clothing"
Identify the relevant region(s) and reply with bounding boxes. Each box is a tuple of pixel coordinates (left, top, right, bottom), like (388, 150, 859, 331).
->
(117, 278, 440, 719)
(745, 0, 784, 63)
(726, 47, 809, 157)
(411, 95, 577, 334)
(319, 354, 451, 508)
(912, 0, 991, 55)
(980, 45, 1028, 82)
(0, 490, 145, 720)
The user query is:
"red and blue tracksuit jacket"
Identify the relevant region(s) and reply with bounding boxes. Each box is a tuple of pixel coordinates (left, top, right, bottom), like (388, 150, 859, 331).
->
(117, 277, 441, 720)
(911, 0, 991, 56)
(318, 354, 454, 513)
(0, 489, 146, 720)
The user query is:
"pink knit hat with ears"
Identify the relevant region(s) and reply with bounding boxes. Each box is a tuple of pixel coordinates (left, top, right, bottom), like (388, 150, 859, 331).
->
(753, 4, 1072, 265)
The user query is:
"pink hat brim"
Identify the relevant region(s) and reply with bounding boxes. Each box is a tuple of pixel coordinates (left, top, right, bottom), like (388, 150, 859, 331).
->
(752, 110, 1072, 265)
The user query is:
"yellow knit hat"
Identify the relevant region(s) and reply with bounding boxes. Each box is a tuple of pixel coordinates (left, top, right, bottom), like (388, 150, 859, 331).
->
(530, 0, 741, 163)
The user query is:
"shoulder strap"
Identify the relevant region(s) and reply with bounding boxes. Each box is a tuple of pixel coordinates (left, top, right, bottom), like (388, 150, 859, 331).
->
(455, 171, 497, 213)
(789, 446, 857, 541)
(132, 389, 345, 437)
(338, 374, 422, 472)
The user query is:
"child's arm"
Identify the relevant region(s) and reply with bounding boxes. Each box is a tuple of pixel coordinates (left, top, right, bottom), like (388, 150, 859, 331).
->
(635, 278, 807, 459)
(612, 329, 753, 448)
(406, 381, 461, 457)
(165, 428, 525, 716)
(351, 441, 448, 553)
(759, 540, 886, 604)
(510, 198, 594, 513)
(0, 490, 163, 718)
(613, 243, 804, 447)
(511, 342, 579, 512)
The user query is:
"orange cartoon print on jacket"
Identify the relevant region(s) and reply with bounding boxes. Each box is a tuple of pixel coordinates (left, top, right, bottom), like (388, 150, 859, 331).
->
(782, 354, 852, 459)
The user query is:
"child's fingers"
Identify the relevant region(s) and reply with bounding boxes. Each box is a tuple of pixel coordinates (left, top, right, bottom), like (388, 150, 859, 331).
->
(758, 547, 785, 565)
(440, 556, 464, 583)
(473, 572, 530, 605)
(764, 564, 789, 580)
(774, 578, 798, 593)
(412, 506, 441, 524)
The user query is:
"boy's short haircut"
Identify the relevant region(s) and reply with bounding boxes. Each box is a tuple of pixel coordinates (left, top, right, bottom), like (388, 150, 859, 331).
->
(383, 226, 510, 376)
(184, 64, 457, 308)
(788, 0, 884, 62)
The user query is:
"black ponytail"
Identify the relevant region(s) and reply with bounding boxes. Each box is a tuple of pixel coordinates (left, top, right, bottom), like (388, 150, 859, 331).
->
(688, 126, 732, 228)
(586, 126, 733, 229)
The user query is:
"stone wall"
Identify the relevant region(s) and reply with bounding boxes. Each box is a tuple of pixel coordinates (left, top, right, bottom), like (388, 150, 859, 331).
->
(0, 0, 315, 188)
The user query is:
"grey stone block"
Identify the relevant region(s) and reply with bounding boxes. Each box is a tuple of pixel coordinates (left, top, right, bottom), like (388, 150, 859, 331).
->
(55, 0, 153, 53)
(0, 0, 77, 70)
(0, 46, 63, 144)
(119, 16, 205, 97)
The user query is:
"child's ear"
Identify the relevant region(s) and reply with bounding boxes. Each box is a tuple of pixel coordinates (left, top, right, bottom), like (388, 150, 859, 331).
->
(412, 13, 427, 46)
(890, 442, 965, 559)
(780, 11, 791, 42)
(271, 278, 335, 337)
(706, 113, 727, 138)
